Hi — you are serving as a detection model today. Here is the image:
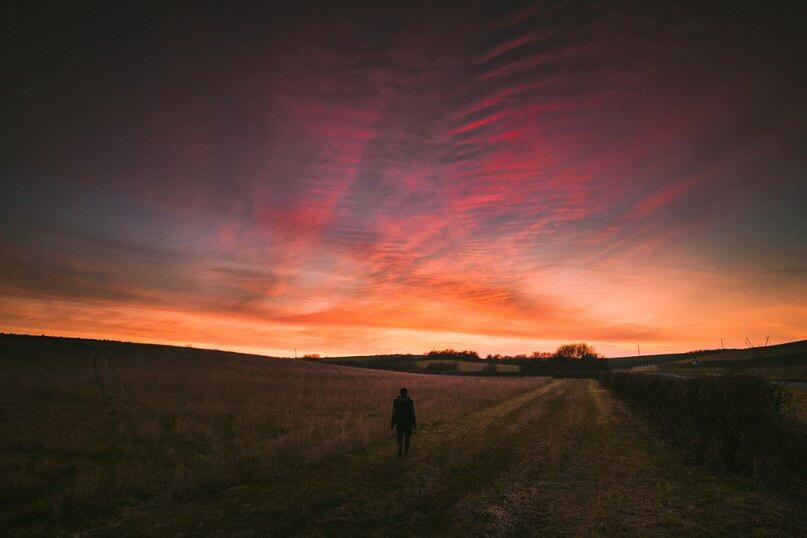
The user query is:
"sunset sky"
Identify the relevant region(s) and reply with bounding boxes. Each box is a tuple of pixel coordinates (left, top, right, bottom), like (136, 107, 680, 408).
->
(3, 2, 805, 357)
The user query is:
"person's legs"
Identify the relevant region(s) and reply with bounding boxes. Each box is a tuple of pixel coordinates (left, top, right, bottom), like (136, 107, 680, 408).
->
(402, 425, 412, 455)
(395, 426, 404, 457)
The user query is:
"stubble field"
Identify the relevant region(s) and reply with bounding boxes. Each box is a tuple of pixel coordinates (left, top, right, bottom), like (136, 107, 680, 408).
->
(0, 335, 545, 534)
(1, 334, 804, 536)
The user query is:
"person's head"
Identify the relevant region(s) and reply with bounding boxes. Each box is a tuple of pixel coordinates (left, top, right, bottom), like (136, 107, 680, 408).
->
(400, 387, 408, 397)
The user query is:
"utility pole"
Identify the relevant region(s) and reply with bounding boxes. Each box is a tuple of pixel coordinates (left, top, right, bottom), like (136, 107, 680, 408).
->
(721, 338, 724, 350)
(637, 343, 640, 357)
(294, 348, 297, 359)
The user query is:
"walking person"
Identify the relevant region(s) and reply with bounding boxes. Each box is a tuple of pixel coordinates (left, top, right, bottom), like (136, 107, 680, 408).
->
(390, 387, 416, 457)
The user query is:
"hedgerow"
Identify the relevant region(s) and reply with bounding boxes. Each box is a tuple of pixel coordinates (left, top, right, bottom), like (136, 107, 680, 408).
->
(599, 373, 805, 487)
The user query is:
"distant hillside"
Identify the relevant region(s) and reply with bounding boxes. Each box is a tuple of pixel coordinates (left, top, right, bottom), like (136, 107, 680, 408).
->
(314, 340, 807, 377)
(602, 340, 806, 367)
(0, 332, 283, 361)
(604, 350, 724, 368)
(684, 340, 807, 363)
(643, 340, 807, 381)
(4, 333, 804, 378)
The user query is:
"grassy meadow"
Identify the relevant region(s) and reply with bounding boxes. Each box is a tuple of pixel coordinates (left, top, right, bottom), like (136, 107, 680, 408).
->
(0, 335, 545, 534)
(1, 334, 805, 536)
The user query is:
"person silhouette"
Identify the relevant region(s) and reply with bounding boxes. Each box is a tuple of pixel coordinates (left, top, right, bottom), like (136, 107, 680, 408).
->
(390, 387, 416, 457)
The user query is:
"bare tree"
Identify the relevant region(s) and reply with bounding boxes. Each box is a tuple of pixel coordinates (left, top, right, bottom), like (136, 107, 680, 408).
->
(554, 343, 601, 360)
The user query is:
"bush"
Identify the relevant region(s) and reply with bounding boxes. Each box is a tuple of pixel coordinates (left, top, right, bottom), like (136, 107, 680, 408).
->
(600, 373, 805, 486)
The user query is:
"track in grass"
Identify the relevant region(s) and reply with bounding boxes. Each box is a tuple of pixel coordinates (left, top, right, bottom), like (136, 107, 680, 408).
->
(95, 380, 804, 536)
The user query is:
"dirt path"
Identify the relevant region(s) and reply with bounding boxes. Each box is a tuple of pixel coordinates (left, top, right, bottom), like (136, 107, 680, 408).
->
(92, 380, 803, 536)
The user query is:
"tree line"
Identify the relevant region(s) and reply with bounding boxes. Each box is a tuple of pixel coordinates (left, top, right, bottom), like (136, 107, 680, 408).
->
(427, 342, 602, 361)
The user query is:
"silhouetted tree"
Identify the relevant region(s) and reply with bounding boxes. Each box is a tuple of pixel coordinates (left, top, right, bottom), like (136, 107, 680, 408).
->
(554, 343, 601, 360)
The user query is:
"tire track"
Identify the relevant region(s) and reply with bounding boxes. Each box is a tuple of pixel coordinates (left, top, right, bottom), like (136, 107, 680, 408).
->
(297, 381, 565, 536)
(80, 378, 802, 536)
(445, 380, 801, 536)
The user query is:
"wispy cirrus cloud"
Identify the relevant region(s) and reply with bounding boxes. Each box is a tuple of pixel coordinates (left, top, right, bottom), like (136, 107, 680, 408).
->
(2, 1, 805, 356)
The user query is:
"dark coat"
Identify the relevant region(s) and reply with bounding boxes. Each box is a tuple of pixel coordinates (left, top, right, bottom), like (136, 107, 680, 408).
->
(391, 395, 416, 428)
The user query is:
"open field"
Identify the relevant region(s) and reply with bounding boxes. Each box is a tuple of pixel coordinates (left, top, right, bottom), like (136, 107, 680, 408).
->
(0, 335, 545, 535)
(1, 335, 805, 535)
(82, 380, 804, 536)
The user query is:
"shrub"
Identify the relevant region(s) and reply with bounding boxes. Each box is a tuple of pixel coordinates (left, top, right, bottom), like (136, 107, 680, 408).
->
(599, 373, 805, 486)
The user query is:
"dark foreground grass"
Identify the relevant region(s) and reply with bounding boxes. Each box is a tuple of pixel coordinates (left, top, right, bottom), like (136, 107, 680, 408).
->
(2, 335, 805, 536)
(86, 380, 805, 536)
(0, 334, 543, 535)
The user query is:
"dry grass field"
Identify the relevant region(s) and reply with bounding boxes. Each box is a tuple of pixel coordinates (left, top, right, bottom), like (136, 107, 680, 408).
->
(81, 380, 805, 536)
(1, 334, 804, 536)
(0, 335, 545, 535)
